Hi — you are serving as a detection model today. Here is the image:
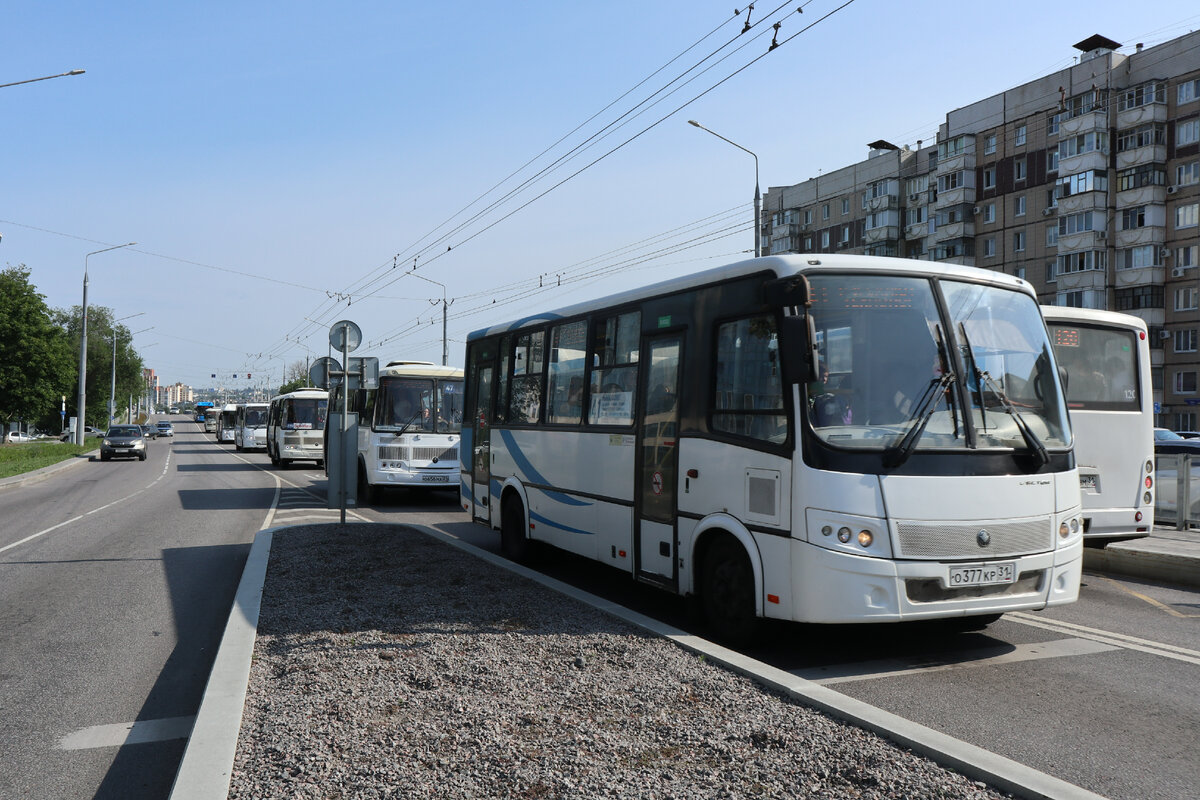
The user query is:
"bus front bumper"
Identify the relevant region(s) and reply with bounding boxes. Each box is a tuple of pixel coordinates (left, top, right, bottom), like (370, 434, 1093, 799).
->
(371, 464, 457, 488)
(788, 538, 1082, 624)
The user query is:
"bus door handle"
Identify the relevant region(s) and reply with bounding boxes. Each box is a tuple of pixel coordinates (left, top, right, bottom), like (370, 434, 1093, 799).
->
(685, 468, 698, 492)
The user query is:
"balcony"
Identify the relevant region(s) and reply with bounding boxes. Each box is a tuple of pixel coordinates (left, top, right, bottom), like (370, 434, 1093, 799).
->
(863, 225, 900, 245)
(1114, 264, 1166, 288)
(770, 223, 804, 238)
(865, 194, 899, 212)
(936, 151, 976, 175)
(1058, 192, 1108, 216)
(1117, 184, 1168, 208)
(1060, 112, 1107, 137)
(1117, 102, 1168, 130)
(1115, 225, 1166, 250)
(905, 221, 929, 239)
(935, 186, 976, 209)
(1059, 150, 1108, 176)
(1058, 269, 1107, 292)
(1057, 229, 1109, 252)
(933, 220, 975, 241)
(1117, 145, 1168, 170)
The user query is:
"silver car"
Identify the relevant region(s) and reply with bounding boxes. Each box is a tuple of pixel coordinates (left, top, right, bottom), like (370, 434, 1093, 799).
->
(101, 425, 147, 461)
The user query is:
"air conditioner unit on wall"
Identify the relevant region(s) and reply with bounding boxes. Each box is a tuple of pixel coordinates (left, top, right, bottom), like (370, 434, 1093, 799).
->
(1167, 185, 1178, 194)
(1042, 207, 1054, 216)
(1097, 230, 1107, 240)
(1160, 329, 1173, 340)
(1173, 267, 1186, 278)
(1162, 247, 1172, 258)
(909, 193, 920, 201)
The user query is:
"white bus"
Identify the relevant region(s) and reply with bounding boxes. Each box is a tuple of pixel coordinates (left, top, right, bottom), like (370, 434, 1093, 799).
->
(1042, 306, 1154, 543)
(235, 402, 269, 451)
(330, 361, 465, 503)
(216, 403, 238, 444)
(266, 388, 328, 468)
(461, 254, 1083, 641)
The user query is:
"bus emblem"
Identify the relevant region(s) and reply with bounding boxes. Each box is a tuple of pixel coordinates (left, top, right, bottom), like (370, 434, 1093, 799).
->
(977, 529, 991, 547)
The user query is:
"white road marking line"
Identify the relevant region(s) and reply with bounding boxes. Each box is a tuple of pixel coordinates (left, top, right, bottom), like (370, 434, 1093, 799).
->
(57, 716, 195, 750)
(792, 638, 1118, 685)
(1007, 611, 1200, 665)
(0, 447, 174, 556)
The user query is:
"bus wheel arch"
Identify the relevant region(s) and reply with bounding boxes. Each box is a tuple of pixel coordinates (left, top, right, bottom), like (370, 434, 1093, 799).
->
(499, 482, 532, 563)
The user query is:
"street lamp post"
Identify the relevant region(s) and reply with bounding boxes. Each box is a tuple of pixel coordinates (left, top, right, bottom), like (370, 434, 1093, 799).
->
(688, 120, 761, 257)
(110, 317, 149, 424)
(0, 69, 85, 90)
(76, 243, 136, 444)
(409, 271, 452, 366)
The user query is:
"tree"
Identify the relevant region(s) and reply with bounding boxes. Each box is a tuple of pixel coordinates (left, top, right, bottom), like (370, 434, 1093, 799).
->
(277, 360, 310, 396)
(0, 266, 74, 431)
(53, 304, 146, 428)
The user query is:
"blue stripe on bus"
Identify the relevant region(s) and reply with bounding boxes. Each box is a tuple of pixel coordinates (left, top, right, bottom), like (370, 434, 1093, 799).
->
(498, 429, 592, 507)
(530, 510, 593, 536)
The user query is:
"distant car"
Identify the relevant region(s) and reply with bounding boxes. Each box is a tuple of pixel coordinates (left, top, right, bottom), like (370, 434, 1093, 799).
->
(60, 426, 105, 442)
(4, 431, 34, 443)
(169, 407, 179, 414)
(141, 424, 159, 440)
(100, 425, 147, 461)
(156, 421, 174, 437)
(1153, 428, 1200, 455)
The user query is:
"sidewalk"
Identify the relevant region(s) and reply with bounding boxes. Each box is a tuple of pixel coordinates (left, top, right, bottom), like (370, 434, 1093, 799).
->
(1081, 525, 1200, 589)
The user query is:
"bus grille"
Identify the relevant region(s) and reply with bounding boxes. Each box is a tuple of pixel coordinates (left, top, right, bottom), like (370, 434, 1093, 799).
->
(894, 517, 1053, 560)
(378, 445, 458, 463)
(284, 434, 319, 447)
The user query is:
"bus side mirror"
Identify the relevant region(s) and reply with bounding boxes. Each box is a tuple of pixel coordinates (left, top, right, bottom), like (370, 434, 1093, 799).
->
(763, 275, 811, 308)
(779, 313, 820, 386)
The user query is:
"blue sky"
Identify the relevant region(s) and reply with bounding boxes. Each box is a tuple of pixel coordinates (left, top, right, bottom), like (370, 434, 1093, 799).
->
(3, 2, 1197, 390)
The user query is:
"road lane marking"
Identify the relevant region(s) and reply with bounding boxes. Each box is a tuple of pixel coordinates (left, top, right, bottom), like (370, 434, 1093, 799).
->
(792, 638, 1117, 685)
(1007, 611, 1200, 665)
(1093, 574, 1200, 618)
(57, 716, 195, 750)
(0, 445, 176, 556)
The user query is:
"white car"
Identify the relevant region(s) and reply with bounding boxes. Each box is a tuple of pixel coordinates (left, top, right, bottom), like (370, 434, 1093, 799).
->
(4, 431, 34, 443)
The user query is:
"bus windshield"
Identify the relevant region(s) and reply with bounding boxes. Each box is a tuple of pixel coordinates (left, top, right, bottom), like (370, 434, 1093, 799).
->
(244, 408, 267, 427)
(376, 377, 465, 433)
(284, 398, 327, 430)
(1047, 323, 1140, 411)
(805, 273, 1070, 454)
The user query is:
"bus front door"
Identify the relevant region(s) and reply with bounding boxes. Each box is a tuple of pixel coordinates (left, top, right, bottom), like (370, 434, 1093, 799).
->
(470, 363, 494, 523)
(635, 334, 682, 587)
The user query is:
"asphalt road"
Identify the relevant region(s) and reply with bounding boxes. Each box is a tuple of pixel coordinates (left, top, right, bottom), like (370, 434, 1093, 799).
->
(3, 425, 1198, 800)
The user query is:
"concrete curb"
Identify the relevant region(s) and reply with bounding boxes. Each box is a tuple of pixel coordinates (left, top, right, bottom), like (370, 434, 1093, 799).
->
(170, 520, 1107, 800)
(167, 527, 275, 800)
(1083, 541, 1200, 589)
(0, 449, 99, 491)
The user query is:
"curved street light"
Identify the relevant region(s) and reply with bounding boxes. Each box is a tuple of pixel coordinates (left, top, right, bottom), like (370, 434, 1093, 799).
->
(76, 243, 137, 444)
(0, 69, 85, 90)
(689, 120, 761, 257)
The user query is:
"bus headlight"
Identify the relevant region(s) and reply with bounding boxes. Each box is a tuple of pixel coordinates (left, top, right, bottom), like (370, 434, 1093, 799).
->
(806, 510, 891, 559)
(837, 527, 852, 543)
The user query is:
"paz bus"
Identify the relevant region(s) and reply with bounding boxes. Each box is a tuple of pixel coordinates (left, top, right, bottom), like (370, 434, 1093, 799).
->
(266, 388, 328, 468)
(329, 361, 465, 503)
(216, 403, 238, 444)
(235, 402, 269, 451)
(1042, 306, 1154, 543)
(460, 253, 1083, 641)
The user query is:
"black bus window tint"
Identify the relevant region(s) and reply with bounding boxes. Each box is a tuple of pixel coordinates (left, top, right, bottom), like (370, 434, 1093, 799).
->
(588, 311, 639, 426)
(495, 335, 512, 424)
(510, 330, 545, 424)
(713, 315, 786, 442)
(547, 320, 588, 425)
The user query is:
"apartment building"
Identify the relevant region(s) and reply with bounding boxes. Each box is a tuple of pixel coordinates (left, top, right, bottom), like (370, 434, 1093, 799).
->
(763, 30, 1200, 428)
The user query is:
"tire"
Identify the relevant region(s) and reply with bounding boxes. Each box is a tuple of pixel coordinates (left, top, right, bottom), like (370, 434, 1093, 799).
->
(701, 536, 761, 646)
(357, 461, 380, 506)
(270, 446, 280, 467)
(500, 495, 531, 563)
(236, 440, 243, 452)
(101, 453, 110, 462)
(139, 453, 146, 461)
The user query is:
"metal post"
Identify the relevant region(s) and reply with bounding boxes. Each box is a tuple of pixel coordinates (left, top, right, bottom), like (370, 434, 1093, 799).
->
(75, 272, 89, 444)
(340, 326, 350, 524)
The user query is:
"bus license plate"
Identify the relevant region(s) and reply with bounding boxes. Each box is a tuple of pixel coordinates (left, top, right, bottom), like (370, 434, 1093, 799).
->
(421, 475, 449, 483)
(1079, 474, 1097, 490)
(948, 563, 1016, 588)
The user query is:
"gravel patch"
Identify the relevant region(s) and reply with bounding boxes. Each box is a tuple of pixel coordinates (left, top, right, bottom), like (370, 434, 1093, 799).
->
(229, 523, 1013, 799)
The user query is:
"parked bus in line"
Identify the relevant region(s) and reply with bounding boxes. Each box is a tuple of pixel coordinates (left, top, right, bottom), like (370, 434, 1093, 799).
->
(266, 388, 328, 468)
(461, 253, 1083, 642)
(235, 402, 269, 451)
(1042, 306, 1154, 544)
(194, 401, 215, 423)
(329, 361, 464, 504)
(216, 403, 239, 444)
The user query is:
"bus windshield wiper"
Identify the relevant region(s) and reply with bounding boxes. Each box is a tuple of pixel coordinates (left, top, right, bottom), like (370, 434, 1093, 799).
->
(977, 370, 1050, 466)
(397, 409, 425, 436)
(883, 371, 956, 468)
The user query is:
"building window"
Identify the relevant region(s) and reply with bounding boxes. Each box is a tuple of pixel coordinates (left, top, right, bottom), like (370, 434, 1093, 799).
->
(1046, 224, 1058, 247)
(1117, 164, 1166, 191)
(1048, 112, 1063, 135)
(1176, 371, 1198, 395)
(906, 175, 929, 197)
(1013, 231, 1026, 252)
(841, 198, 850, 215)
(983, 237, 996, 257)
(1047, 146, 1059, 173)
(1015, 125, 1027, 146)
(983, 203, 996, 224)
(1058, 250, 1107, 274)
(821, 230, 830, 248)
(1175, 287, 1199, 311)
(1046, 260, 1058, 283)
(1014, 195, 1026, 217)
(1015, 266, 1026, 280)
(1014, 157, 1027, 182)
(1115, 285, 1163, 311)
(822, 203, 830, 220)
(1118, 245, 1161, 269)
(803, 236, 812, 250)
(840, 225, 851, 244)
(1178, 203, 1200, 230)
(906, 206, 926, 226)
(1058, 289, 1105, 308)
(1180, 79, 1200, 105)
(1175, 329, 1198, 353)
(1119, 81, 1165, 110)
(1060, 131, 1108, 158)
(938, 171, 970, 192)
(938, 135, 971, 159)
(1121, 206, 1148, 230)
(984, 134, 996, 155)
(983, 167, 995, 189)
(1116, 123, 1166, 152)
(1178, 245, 1198, 268)
(1175, 412, 1196, 432)
(1179, 119, 1200, 148)
(804, 209, 813, 224)
(1046, 188, 1058, 210)
(1058, 211, 1096, 236)
(1056, 169, 1108, 198)
(1177, 161, 1200, 187)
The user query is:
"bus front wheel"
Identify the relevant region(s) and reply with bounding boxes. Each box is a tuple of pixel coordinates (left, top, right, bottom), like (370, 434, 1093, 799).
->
(500, 496, 531, 563)
(701, 537, 760, 646)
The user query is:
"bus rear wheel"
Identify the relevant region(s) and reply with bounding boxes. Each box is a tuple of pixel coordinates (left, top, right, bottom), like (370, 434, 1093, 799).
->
(701, 537, 760, 646)
(500, 496, 531, 563)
